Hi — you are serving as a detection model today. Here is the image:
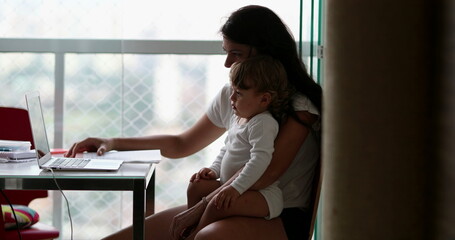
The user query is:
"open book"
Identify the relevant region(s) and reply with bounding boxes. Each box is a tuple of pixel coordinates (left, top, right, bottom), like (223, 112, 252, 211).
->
(82, 150, 161, 163)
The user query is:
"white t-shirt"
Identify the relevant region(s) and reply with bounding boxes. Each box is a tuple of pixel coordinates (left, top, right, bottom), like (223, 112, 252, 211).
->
(207, 84, 320, 210)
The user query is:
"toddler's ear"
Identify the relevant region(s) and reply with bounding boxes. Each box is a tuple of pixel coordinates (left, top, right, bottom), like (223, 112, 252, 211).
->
(261, 92, 272, 105)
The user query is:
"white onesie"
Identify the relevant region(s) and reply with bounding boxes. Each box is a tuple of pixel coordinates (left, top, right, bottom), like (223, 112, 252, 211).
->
(209, 111, 283, 219)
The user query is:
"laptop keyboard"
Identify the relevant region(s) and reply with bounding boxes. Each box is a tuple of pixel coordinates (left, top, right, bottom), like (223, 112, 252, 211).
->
(50, 158, 90, 168)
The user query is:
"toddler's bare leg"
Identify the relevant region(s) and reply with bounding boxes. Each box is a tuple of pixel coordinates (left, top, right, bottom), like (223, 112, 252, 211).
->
(187, 191, 269, 240)
(187, 179, 220, 208)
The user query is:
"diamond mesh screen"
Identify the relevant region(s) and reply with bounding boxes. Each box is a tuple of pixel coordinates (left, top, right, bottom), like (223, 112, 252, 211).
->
(2, 53, 229, 239)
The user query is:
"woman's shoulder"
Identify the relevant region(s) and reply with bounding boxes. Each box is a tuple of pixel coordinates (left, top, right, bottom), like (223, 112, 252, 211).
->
(219, 83, 232, 97)
(207, 84, 234, 129)
(291, 93, 321, 131)
(292, 93, 320, 116)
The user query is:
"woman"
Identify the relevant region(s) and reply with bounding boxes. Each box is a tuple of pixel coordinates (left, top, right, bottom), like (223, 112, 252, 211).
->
(65, 5, 322, 240)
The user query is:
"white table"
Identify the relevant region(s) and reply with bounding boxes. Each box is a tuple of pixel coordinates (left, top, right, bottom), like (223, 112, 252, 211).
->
(0, 161, 155, 240)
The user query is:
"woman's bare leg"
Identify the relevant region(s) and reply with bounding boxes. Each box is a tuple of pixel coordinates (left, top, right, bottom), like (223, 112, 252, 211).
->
(102, 205, 186, 240)
(195, 217, 287, 240)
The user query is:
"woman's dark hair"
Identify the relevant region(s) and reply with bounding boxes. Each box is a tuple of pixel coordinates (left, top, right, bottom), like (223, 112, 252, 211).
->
(221, 5, 322, 126)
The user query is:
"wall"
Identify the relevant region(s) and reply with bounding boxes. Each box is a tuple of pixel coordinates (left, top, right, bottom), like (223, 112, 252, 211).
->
(322, 0, 455, 239)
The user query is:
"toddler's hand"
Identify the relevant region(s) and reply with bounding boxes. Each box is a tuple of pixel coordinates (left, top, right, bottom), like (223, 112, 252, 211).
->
(190, 167, 217, 182)
(214, 186, 240, 210)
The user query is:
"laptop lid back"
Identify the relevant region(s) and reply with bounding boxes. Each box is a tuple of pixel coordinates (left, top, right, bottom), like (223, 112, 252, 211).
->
(25, 91, 53, 166)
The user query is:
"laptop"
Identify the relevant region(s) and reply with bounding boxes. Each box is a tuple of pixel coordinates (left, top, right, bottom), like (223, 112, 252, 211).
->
(25, 91, 123, 171)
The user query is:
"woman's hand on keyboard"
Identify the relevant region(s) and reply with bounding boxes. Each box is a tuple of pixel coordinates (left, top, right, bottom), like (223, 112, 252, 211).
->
(64, 137, 113, 157)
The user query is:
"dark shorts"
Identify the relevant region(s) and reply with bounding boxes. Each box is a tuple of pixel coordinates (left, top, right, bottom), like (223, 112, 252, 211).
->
(280, 208, 312, 240)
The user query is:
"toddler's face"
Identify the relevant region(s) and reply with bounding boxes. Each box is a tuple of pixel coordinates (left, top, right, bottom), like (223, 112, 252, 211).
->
(229, 85, 268, 121)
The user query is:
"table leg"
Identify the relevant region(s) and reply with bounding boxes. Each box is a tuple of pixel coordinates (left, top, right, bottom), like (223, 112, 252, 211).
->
(133, 180, 146, 240)
(146, 171, 155, 216)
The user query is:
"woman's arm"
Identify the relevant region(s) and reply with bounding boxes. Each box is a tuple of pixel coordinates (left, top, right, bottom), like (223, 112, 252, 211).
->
(250, 111, 318, 190)
(66, 114, 226, 159)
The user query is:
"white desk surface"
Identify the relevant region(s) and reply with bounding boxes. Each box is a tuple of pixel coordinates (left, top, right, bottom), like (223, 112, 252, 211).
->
(0, 160, 154, 179)
(0, 160, 156, 240)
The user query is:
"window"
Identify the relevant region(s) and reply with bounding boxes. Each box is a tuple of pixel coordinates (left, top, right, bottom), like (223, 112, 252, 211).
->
(0, 1, 321, 239)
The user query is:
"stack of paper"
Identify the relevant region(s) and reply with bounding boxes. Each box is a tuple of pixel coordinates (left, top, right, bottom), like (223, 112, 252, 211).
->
(0, 150, 36, 162)
(82, 150, 162, 163)
(0, 140, 35, 162)
(0, 140, 31, 152)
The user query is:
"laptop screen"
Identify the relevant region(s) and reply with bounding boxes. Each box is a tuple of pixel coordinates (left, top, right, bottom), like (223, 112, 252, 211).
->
(25, 92, 52, 164)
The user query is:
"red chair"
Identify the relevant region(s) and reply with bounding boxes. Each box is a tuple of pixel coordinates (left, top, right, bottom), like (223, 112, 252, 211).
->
(0, 106, 59, 240)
